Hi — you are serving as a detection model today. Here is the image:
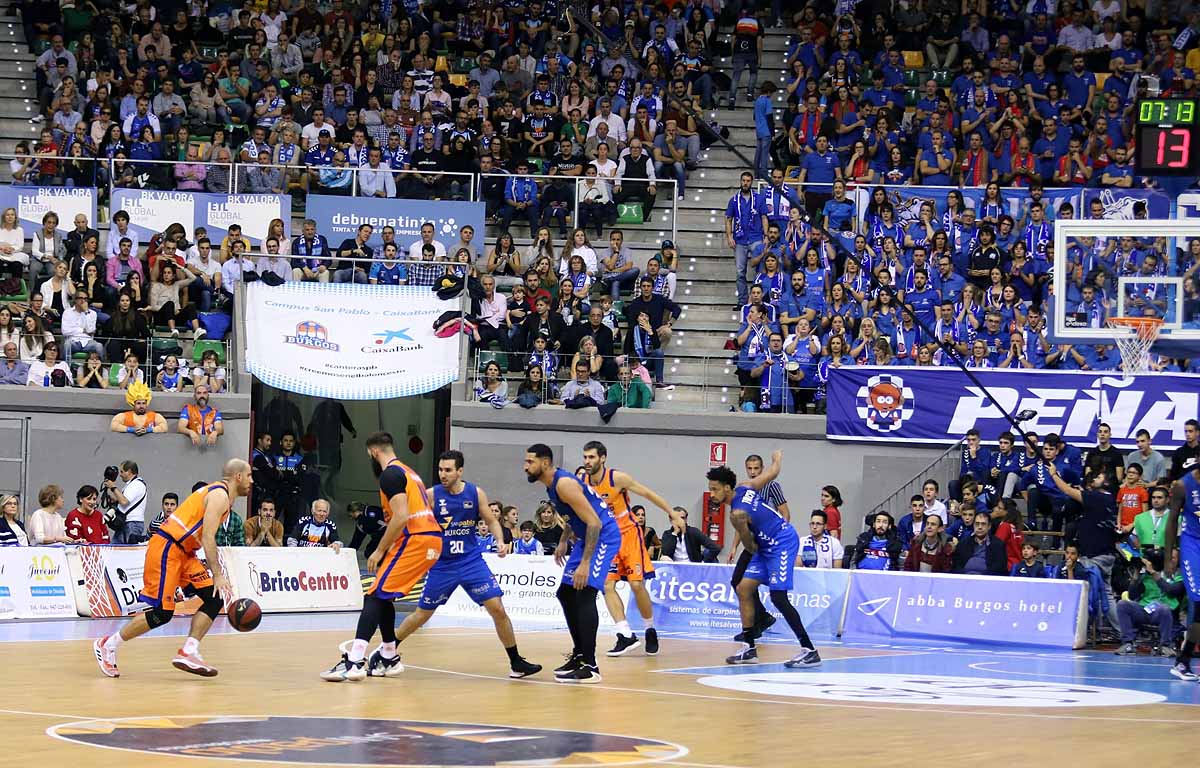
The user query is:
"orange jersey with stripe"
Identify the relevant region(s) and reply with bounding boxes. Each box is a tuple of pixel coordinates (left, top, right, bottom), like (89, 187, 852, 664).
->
(585, 468, 635, 533)
(158, 481, 230, 553)
(378, 458, 440, 535)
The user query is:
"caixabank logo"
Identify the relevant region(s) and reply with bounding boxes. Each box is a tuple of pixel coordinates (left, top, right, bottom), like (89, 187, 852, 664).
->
(48, 716, 688, 766)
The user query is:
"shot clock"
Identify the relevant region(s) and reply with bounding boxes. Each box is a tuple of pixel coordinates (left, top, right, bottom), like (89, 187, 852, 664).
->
(1134, 98, 1200, 176)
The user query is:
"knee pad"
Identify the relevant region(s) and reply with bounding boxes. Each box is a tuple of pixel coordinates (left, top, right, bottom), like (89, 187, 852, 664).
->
(145, 606, 174, 629)
(195, 586, 223, 620)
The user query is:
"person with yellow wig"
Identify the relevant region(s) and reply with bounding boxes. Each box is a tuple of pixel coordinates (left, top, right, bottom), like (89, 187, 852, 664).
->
(110, 382, 168, 435)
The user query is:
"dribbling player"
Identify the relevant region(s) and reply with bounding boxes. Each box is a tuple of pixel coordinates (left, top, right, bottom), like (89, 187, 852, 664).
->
(580, 441, 673, 656)
(386, 450, 542, 678)
(705, 450, 821, 668)
(322, 432, 443, 682)
(1166, 456, 1200, 681)
(524, 443, 621, 683)
(93, 459, 253, 678)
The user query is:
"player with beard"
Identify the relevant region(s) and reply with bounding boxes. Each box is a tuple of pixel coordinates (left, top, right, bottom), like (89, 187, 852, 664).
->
(92, 459, 253, 678)
(580, 441, 674, 656)
(524, 443, 621, 683)
(706, 450, 821, 668)
(385, 450, 542, 678)
(322, 432, 443, 682)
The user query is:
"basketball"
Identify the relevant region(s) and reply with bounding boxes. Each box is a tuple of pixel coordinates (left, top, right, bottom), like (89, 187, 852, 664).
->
(227, 598, 262, 632)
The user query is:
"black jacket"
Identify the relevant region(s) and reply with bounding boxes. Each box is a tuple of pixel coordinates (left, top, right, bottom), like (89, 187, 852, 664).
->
(625, 293, 680, 332)
(521, 310, 566, 350)
(661, 525, 721, 563)
(952, 534, 1008, 575)
(853, 528, 903, 570)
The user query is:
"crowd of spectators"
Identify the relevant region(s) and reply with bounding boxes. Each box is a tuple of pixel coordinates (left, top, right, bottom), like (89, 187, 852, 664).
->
(18, 0, 720, 226)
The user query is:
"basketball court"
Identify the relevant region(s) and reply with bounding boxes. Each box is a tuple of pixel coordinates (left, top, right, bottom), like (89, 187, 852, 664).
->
(0, 611, 1194, 768)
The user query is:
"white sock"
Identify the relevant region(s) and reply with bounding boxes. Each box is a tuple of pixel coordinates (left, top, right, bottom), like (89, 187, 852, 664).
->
(348, 639, 368, 663)
(643, 619, 654, 630)
(104, 634, 124, 652)
(616, 621, 631, 637)
(182, 637, 200, 656)
(379, 641, 397, 659)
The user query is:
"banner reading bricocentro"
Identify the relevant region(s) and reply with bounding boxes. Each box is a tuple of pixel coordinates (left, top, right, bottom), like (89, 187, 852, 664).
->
(305, 194, 485, 249)
(245, 281, 460, 399)
(223, 546, 362, 613)
(110, 189, 289, 245)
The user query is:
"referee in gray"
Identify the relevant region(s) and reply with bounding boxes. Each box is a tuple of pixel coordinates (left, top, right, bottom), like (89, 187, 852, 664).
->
(727, 454, 791, 633)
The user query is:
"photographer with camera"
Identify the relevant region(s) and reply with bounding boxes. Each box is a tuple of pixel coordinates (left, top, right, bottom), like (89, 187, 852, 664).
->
(1114, 548, 1183, 657)
(102, 460, 149, 544)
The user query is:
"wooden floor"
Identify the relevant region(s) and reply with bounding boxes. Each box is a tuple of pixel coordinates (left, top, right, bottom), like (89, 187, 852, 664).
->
(1, 620, 1196, 768)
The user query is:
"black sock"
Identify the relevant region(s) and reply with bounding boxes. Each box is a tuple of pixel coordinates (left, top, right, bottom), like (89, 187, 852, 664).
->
(378, 599, 397, 644)
(742, 627, 757, 648)
(576, 587, 600, 665)
(771, 590, 813, 649)
(557, 585, 581, 654)
(355, 596, 385, 642)
(505, 645, 521, 664)
(1181, 640, 1196, 667)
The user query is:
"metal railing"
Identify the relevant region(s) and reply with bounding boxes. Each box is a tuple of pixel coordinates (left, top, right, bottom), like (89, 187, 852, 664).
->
(10, 333, 232, 391)
(869, 439, 966, 524)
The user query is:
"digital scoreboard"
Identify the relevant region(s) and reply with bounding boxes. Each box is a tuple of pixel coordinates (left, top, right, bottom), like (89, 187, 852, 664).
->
(1134, 98, 1200, 176)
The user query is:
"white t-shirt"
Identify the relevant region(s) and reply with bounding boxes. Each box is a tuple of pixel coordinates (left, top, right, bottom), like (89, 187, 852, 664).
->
(119, 476, 148, 524)
(408, 239, 447, 261)
(799, 533, 844, 568)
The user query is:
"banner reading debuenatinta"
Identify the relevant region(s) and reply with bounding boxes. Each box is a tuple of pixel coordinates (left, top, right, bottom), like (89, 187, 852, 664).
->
(245, 282, 461, 399)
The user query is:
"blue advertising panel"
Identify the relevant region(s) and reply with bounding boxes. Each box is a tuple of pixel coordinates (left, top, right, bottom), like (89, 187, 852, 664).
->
(0, 186, 96, 235)
(826, 366, 1200, 449)
(110, 190, 290, 246)
(305, 195, 485, 250)
(633, 562, 850, 639)
(841, 570, 1085, 648)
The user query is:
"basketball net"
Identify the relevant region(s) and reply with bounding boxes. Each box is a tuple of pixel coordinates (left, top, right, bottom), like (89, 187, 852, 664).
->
(77, 546, 118, 618)
(1106, 316, 1164, 373)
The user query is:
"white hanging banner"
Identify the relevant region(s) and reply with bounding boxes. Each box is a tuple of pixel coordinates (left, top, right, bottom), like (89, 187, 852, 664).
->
(245, 282, 461, 399)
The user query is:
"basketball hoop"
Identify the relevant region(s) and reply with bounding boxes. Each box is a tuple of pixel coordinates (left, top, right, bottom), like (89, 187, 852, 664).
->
(1106, 316, 1164, 373)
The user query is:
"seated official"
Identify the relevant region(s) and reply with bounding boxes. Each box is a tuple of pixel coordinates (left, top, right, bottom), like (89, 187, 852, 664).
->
(661, 506, 721, 562)
(1114, 549, 1184, 657)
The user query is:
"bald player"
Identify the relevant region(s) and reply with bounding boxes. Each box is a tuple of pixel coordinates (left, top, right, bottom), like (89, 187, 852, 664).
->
(581, 440, 674, 656)
(93, 459, 253, 678)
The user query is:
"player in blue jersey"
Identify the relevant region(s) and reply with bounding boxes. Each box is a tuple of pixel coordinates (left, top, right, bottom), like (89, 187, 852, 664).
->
(380, 451, 542, 679)
(706, 450, 821, 668)
(1166, 456, 1200, 681)
(524, 443, 622, 684)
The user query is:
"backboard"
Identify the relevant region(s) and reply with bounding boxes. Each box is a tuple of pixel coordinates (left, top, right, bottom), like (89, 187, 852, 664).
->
(1050, 219, 1199, 353)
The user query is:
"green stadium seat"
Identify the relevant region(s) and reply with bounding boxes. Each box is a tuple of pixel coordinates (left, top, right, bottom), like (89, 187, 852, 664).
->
(192, 339, 226, 364)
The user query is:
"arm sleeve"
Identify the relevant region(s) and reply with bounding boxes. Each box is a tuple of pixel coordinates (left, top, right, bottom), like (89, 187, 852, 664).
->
(379, 465, 408, 503)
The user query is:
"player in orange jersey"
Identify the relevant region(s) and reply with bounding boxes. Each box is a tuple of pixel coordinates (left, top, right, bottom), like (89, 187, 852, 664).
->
(580, 440, 675, 656)
(322, 431, 443, 682)
(92, 459, 253, 678)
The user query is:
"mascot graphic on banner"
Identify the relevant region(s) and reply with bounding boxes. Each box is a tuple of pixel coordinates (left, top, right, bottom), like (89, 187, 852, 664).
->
(856, 373, 915, 432)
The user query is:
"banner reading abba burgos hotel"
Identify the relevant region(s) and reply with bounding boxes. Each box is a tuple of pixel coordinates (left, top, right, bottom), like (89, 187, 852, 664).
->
(244, 282, 460, 400)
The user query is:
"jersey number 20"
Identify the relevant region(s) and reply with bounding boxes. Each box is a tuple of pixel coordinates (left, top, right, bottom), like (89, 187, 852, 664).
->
(449, 540, 465, 555)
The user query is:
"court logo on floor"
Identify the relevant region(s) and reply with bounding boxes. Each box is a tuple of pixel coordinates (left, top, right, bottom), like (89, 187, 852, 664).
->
(48, 716, 688, 766)
(697, 672, 1166, 708)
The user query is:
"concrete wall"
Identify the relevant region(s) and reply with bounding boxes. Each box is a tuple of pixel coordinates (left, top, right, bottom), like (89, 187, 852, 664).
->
(450, 402, 947, 547)
(0, 388, 252, 517)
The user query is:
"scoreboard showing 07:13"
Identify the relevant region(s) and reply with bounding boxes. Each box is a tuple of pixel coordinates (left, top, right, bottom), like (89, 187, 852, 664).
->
(1135, 98, 1200, 176)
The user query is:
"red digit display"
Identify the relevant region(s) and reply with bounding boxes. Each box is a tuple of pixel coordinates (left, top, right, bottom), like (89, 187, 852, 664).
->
(1156, 128, 1191, 167)
(1137, 124, 1200, 176)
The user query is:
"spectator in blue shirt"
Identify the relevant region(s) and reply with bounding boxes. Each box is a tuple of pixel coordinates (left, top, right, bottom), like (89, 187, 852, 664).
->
(726, 171, 765, 308)
(918, 130, 954, 185)
(369, 243, 408, 284)
(753, 82, 776, 180)
(500, 160, 539, 233)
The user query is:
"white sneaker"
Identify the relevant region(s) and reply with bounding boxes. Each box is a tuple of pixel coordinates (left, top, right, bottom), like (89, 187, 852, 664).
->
(93, 636, 119, 678)
(321, 654, 366, 682)
(193, 327, 206, 340)
(367, 648, 405, 677)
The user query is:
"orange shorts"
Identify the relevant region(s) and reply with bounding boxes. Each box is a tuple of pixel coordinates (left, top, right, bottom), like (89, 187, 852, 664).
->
(140, 534, 212, 611)
(607, 525, 655, 582)
(372, 532, 443, 599)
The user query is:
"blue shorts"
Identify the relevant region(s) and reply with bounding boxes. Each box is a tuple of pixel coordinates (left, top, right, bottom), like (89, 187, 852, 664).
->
(742, 530, 799, 591)
(1180, 537, 1200, 602)
(563, 525, 622, 593)
(418, 555, 503, 610)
